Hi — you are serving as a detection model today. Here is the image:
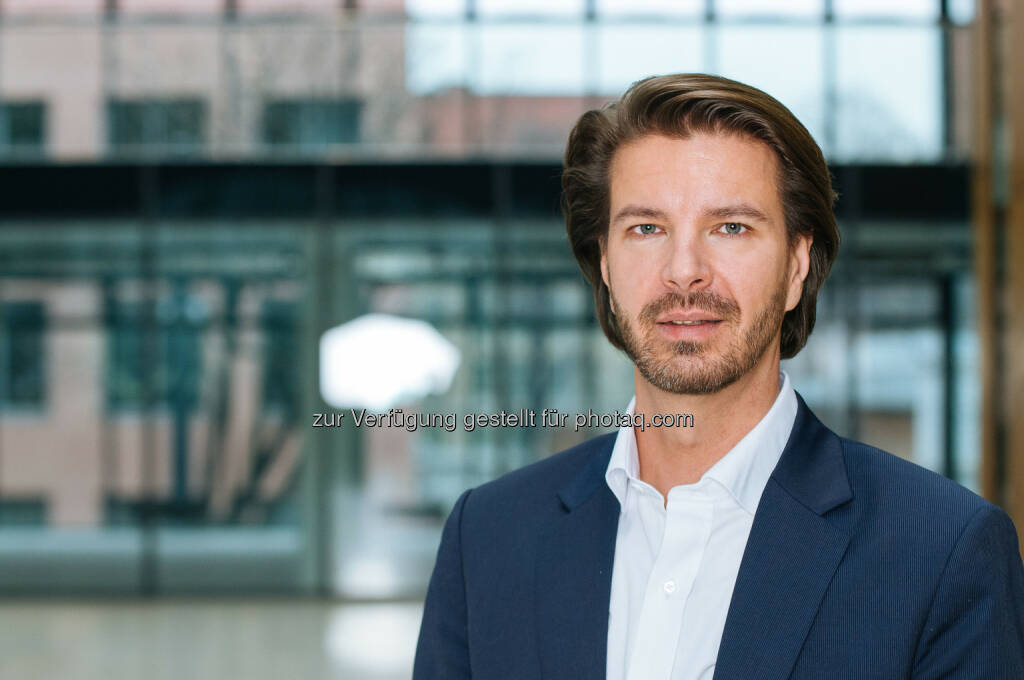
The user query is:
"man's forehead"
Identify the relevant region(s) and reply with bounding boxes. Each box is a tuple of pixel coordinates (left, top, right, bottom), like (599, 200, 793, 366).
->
(608, 132, 783, 217)
(609, 131, 779, 179)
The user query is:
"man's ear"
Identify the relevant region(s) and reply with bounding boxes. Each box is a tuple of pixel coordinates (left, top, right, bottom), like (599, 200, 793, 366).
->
(599, 237, 610, 288)
(785, 234, 812, 313)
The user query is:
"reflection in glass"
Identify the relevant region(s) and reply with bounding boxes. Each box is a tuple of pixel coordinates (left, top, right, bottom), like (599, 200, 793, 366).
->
(716, 0, 822, 19)
(596, 0, 701, 17)
(834, 0, 939, 20)
(594, 24, 703, 95)
(473, 24, 586, 95)
(835, 25, 942, 161)
(713, 25, 826, 148)
(405, 24, 469, 95)
(477, 0, 584, 18)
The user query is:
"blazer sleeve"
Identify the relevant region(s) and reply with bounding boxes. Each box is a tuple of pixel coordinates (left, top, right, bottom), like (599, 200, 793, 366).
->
(911, 503, 1024, 679)
(413, 488, 474, 680)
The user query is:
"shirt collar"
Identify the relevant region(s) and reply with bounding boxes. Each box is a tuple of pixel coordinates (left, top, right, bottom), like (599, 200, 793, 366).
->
(604, 396, 639, 509)
(604, 370, 798, 516)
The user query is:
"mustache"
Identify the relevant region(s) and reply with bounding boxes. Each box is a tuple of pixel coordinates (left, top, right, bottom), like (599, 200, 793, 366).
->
(637, 290, 740, 325)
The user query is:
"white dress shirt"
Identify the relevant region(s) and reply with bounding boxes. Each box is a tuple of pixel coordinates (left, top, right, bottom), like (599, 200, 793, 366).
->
(604, 371, 798, 680)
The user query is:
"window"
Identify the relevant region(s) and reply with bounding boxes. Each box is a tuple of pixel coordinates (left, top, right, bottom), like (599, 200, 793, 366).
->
(106, 299, 202, 411)
(716, 0, 821, 18)
(262, 98, 362, 150)
(0, 102, 46, 156)
(0, 302, 46, 409)
(107, 98, 205, 154)
(0, 499, 45, 526)
(262, 299, 300, 422)
(834, 0, 938, 20)
(476, 0, 584, 18)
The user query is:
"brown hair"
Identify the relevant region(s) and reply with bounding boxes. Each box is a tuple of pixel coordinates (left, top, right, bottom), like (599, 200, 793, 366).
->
(561, 73, 839, 359)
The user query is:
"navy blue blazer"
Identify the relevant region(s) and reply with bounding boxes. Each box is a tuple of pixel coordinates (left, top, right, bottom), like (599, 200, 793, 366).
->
(414, 393, 1024, 679)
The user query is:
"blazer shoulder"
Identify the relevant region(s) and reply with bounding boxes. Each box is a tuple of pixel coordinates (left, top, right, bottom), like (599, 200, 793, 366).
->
(838, 435, 994, 532)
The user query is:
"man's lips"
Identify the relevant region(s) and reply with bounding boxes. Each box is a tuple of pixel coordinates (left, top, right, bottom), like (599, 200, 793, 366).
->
(651, 309, 725, 340)
(657, 320, 721, 326)
(653, 317, 723, 340)
(655, 311, 723, 324)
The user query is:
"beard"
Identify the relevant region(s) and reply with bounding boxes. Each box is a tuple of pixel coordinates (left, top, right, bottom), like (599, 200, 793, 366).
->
(611, 277, 788, 395)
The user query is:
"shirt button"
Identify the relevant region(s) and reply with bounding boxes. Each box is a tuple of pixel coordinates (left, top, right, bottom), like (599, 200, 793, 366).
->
(663, 580, 676, 595)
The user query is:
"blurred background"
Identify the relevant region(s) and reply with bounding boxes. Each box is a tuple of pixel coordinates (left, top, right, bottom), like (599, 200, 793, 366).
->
(0, 0, 1021, 678)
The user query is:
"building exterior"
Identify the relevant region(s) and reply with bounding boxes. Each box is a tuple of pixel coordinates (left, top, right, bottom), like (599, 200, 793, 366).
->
(0, 0, 986, 596)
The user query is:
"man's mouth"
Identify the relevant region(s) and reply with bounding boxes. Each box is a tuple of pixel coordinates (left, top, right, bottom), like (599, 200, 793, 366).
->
(653, 314, 724, 339)
(663, 320, 720, 326)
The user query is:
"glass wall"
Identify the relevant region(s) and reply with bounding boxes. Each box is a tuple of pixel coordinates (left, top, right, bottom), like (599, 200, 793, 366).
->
(0, 221, 319, 593)
(0, 0, 980, 600)
(326, 218, 636, 597)
(0, 0, 972, 162)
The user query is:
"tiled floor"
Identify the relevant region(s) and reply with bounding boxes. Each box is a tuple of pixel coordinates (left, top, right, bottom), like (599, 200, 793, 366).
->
(0, 599, 424, 680)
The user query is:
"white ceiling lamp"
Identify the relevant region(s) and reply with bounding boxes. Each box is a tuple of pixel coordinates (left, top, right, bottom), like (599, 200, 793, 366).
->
(319, 313, 461, 412)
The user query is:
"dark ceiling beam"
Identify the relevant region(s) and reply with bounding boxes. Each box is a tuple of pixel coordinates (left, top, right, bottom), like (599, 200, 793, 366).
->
(0, 162, 970, 221)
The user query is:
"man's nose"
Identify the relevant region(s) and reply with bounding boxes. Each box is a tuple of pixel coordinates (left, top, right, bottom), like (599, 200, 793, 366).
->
(661, 231, 713, 293)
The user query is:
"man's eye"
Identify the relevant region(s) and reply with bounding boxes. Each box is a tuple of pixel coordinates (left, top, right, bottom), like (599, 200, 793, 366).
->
(632, 224, 660, 235)
(718, 222, 748, 235)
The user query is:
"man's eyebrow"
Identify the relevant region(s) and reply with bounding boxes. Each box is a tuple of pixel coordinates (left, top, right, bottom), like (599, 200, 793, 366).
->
(703, 203, 771, 222)
(611, 203, 772, 225)
(611, 205, 670, 225)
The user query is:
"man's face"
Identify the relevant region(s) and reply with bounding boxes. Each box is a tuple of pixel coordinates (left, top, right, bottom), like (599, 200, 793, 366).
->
(600, 132, 811, 395)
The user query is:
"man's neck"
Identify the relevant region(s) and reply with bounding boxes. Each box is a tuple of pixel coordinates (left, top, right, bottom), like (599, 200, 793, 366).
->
(632, 353, 783, 499)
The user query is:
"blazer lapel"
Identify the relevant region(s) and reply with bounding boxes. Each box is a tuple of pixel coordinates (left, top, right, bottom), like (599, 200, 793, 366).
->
(536, 434, 620, 680)
(713, 394, 854, 680)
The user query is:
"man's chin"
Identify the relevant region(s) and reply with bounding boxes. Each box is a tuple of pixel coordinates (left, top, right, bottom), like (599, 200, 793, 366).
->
(646, 337, 714, 359)
(633, 355, 735, 394)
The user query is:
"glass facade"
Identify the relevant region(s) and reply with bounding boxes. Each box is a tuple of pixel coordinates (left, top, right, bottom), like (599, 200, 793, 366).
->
(0, 102, 46, 156)
(0, 2, 971, 162)
(0, 222, 317, 593)
(0, 0, 980, 609)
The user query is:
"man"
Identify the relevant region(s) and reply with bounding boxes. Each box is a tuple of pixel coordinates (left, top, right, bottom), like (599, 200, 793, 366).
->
(413, 74, 1024, 679)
